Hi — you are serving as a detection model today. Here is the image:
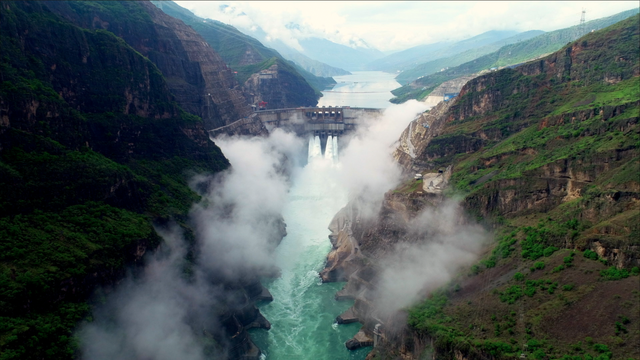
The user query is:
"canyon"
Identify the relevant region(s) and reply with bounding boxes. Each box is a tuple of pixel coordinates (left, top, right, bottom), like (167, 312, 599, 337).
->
(1, 2, 638, 360)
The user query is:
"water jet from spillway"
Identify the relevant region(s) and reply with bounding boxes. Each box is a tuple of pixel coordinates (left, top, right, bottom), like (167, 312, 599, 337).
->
(325, 136, 334, 161)
(308, 135, 322, 162)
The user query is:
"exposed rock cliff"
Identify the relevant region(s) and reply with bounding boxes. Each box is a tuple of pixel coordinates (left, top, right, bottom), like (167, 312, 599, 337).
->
(393, 100, 455, 173)
(322, 188, 470, 352)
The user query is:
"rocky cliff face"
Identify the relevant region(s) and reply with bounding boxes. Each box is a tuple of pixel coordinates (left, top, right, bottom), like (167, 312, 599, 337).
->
(42, 1, 252, 129)
(242, 60, 320, 110)
(393, 100, 455, 173)
(328, 15, 640, 360)
(321, 188, 470, 352)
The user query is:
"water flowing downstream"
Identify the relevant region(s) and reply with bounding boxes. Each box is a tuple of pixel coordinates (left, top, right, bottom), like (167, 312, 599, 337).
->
(249, 71, 404, 359)
(249, 139, 369, 360)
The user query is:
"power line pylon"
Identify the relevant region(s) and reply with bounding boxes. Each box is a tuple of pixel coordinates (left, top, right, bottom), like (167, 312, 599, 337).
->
(579, 8, 586, 35)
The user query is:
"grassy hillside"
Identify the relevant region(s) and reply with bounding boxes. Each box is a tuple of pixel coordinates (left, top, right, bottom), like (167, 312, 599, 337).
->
(0, 2, 229, 358)
(381, 14, 640, 360)
(391, 8, 640, 104)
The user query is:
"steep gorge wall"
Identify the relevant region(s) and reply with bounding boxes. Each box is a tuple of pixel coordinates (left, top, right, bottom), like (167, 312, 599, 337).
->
(0, 2, 271, 358)
(42, 1, 252, 129)
(325, 15, 640, 360)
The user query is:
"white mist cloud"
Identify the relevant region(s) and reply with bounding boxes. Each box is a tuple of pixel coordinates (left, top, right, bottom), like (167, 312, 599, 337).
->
(374, 200, 488, 318)
(78, 130, 303, 359)
(77, 103, 483, 357)
(79, 226, 211, 360)
(193, 129, 303, 280)
(337, 100, 428, 215)
(177, 1, 638, 52)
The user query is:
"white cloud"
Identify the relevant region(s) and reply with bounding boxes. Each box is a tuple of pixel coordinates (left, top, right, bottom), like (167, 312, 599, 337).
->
(177, 1, 638, 52)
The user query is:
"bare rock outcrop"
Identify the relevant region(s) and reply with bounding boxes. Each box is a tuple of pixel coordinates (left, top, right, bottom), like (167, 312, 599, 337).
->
(422, 75, 476, 107)
(393, 100, 454, 173)
(321, 190, 455, 352)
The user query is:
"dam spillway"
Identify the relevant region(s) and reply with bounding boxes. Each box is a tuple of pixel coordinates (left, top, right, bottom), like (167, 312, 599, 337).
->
(258, 107, 382, 136)
(308, 135, 340, 164)
(208, 106, 383, 139)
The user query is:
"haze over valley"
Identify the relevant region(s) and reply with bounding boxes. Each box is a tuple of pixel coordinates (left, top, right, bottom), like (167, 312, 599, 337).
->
(1, 2, 639, 360)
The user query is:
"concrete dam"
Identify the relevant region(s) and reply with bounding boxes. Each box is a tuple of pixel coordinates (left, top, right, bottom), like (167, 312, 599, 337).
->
(209, 106, 383, 141)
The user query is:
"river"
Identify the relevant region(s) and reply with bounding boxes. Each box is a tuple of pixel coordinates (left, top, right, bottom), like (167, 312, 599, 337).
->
(249, 71, 398, 359)
(317, 71, 400, 109)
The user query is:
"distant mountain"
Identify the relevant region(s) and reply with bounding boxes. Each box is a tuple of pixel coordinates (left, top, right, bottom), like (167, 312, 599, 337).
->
(395, 30, 544, 85)
(171, 2, 379, 73)
(266, 40, 351, 77)
(297, 37, 386, 71)
(365, 30, 523, 72)
(391, 8, 640, 103)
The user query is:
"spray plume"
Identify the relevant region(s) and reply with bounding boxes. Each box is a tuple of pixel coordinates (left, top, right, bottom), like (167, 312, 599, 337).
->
(78, 129, 303, 359)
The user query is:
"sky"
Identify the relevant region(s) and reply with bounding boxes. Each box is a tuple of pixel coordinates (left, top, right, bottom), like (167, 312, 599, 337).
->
(176, 1, 638, 52)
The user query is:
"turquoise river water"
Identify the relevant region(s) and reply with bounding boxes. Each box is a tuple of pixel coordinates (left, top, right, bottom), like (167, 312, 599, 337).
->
(249, 72, 399, 359)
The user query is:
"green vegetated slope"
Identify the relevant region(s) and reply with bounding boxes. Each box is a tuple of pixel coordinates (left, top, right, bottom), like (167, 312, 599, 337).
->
(0, 2, 229, 359)
(391, 8, 640, 104)
(152, 1, 334, 96)
(395, 30, 544, 85)
(399, 15, 640, 360)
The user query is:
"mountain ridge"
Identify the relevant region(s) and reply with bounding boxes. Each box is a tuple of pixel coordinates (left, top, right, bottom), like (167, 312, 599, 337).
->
(395, 30, 545, 85)
(365, 30, 526, 73)
(390, 7, 640, 104)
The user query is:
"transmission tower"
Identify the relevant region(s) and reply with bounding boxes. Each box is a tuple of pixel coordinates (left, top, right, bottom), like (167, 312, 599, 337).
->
(573, 8, 587, 41)
(575, 8, 587, 40)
